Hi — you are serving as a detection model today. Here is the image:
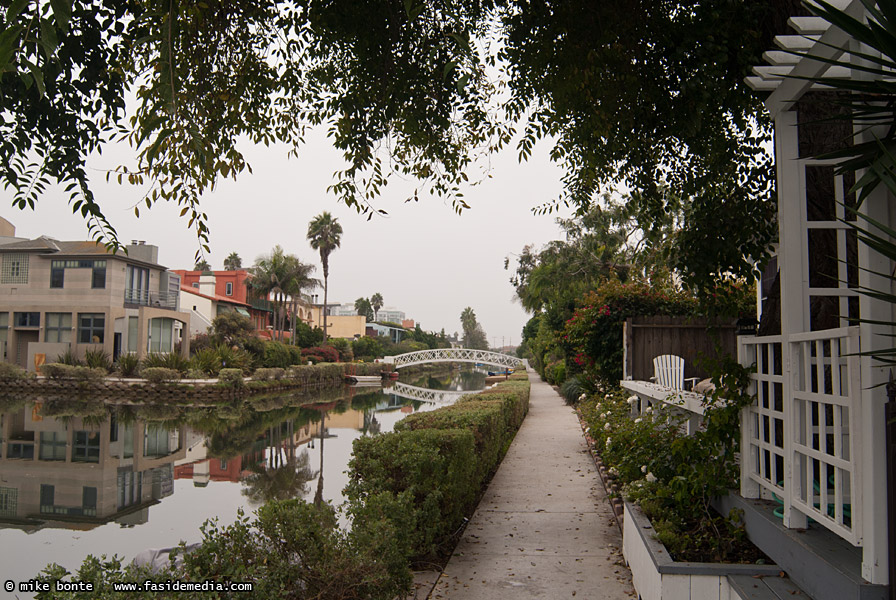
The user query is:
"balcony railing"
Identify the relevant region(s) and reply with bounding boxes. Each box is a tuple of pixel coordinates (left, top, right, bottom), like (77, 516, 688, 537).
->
(124, 289, 179, 310)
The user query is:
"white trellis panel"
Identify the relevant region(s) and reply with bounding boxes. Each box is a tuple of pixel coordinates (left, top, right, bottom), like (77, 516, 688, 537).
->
(383, 348, 522, 370)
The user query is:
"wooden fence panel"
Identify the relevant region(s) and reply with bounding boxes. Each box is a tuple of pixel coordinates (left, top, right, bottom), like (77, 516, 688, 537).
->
(623, 316, 737, 382)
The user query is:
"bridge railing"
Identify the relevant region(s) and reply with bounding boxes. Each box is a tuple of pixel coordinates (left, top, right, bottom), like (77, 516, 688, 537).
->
(383, 347, 522, 369)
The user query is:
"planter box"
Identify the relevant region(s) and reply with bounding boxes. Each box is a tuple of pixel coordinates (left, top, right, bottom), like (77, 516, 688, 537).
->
(623, 501, 781, 600)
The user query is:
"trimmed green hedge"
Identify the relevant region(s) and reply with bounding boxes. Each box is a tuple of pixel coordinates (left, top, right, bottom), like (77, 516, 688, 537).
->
(346, 377, 531, 562)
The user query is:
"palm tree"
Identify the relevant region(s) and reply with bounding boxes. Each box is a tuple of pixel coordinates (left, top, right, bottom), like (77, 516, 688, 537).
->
(247, 246, 291, 341)
(223, 252, 242, 271)
(307, 212, 343, 340)
(194, 259, 211, 272)
(370, 292, 383, 322)
(281, 255, 319, 343)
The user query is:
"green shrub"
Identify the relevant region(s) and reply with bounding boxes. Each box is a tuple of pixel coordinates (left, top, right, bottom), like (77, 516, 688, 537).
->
(41, 363, 77, 380)
(115, 353, 140, 377)
(55, 348, 84, 366)
(253, 367, 285, 381)
(560, 376, 586, 404)
(141, 367, 181, 383)
(263, 341, 292, 369)
(0, 362, 28, 380)
(191, 347, 223, 376)
(84, 348, 112, 372)
(215, 344, 253, 374)
(142, 352, 190, 374)
(77, 367, 108, 383)
(288, 344, 303, 365)
(395, 403, 504, 482)
(185, 368, 206, 379)
(347, 428, 477, 562)
(218, 368, 244, 387)
(328, 338, 353, 361)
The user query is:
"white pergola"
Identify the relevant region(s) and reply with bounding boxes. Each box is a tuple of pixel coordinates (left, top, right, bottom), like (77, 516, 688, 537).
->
(742, 0, 891, 583)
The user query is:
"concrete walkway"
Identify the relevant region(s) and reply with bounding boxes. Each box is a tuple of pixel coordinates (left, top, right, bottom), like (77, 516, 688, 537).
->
(427, 370, 634, 599)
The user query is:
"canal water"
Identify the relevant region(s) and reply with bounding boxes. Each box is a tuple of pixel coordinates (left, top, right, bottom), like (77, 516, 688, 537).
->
(0, 368, 487, 588)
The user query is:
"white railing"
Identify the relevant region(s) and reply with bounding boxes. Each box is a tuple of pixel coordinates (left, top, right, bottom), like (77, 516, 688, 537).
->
(739, 327, 862, 546)
(383, 348, 522, 370)
(387, 382, 470, 405)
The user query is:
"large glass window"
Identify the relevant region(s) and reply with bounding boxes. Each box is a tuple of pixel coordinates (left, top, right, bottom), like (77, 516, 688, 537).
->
(149, 318, 173, 353)
(50, 260, 65, 288)
(14, 312, 39, 327)
(45, 313, 72, 343)
(73, 431, 100, 463)
(0, 253, 28, 283)
(82, 487, 97, 516)
(126, 265, 150, 303)
(78, 313, 105, 343)
(39, 432, 66, 461)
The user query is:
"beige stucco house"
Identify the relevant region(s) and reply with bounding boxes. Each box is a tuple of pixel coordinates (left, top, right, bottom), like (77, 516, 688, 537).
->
(0, 234, 191, 369)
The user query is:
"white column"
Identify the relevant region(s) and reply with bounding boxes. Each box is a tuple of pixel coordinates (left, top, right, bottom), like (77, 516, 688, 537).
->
(776, 109, 810, 529)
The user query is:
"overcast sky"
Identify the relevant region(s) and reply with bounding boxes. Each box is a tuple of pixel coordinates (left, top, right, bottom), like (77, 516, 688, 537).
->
(1, 127, 572, 346)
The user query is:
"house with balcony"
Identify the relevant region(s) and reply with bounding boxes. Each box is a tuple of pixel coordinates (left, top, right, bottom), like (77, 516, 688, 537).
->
(173, 269, 272, 333)
(0, 232, 190, 369)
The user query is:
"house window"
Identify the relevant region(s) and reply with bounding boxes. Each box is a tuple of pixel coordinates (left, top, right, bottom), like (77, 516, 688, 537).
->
(50, 260, 65, 288)
(73, 431, 100, 463)
(225, 282, 233, 296)
(92, 260, 106, 289)
(0, 253, 28, 283)
(148, 318, 173, 353)
(78, 313, 105, 343)
(0, 487, 17, 518)
(82, 487, 97, 516)
(192, 282, 199, 288)
(45, 313, 72, 343)
(0, 313, 7, 359)
(39, 432, 67, 461)
(127, 316, 138, 352)
(40, 484, 55, 513)
(126, 265, 150, 303)
(14, 312, 39, 327)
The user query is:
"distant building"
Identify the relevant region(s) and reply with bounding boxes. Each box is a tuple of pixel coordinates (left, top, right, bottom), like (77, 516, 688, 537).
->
(173, 270, 270, 334)
(376, 308, 405, 324)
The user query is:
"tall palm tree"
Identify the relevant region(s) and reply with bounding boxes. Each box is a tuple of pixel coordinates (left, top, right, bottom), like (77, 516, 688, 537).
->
(194, 259, 211, 272)
(307, 212, 343, 340)
(370, 292, 384, 322)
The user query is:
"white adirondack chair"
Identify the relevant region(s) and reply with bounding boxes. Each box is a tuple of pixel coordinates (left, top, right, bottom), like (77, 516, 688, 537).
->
(651, 354, 699, 391)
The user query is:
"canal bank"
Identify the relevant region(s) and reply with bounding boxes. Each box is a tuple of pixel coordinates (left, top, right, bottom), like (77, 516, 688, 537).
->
(427, 369, 635, 599)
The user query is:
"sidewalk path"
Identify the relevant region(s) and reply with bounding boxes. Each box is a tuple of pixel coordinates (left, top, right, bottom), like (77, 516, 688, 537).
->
(428, 370, 634, 599)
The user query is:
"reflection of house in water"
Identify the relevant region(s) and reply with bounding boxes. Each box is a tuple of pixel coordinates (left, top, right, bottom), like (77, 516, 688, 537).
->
(0, 403, 185, 532)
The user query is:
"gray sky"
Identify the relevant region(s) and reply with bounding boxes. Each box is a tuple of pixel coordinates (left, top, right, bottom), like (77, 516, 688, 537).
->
(1, 127, 572, 345)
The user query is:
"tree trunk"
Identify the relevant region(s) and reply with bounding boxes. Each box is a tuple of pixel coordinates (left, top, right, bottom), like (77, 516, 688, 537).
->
(323, 275, 329, 340)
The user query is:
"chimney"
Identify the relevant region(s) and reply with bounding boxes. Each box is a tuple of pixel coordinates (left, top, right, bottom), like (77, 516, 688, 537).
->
(198, 271, 216, 296)
(125, 241, 159, 264)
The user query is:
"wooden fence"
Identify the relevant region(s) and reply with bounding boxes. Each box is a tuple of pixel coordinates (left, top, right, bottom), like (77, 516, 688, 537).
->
(622, 316, 737, 382)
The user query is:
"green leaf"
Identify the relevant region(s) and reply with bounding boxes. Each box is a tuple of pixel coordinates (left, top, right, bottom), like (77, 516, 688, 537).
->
(39, 18, 58, 60)
(6, 0, 31, 24)
(49, 0, 72, 33)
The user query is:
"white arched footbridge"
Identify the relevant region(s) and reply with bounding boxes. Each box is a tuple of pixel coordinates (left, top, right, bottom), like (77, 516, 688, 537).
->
(383, 348, 522, 370)
(387, 382, 471, 405)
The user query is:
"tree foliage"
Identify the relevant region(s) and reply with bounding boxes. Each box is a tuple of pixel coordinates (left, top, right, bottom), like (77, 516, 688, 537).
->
(459, 306, 488, 350)
(354, 297, 374, 322)
(1, 0, 797, 280)
(223, 252, 242, 271)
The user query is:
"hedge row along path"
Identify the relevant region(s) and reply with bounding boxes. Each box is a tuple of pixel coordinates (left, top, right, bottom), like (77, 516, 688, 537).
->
(427, 369, 635, 599)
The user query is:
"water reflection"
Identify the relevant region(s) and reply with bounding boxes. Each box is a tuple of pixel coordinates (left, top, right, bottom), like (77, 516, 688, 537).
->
(0, 367, 486, 587)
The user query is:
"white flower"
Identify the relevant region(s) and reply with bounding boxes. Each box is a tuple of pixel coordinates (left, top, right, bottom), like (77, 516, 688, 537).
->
(609, 467, 619, 476)
(646, 472, 657, 483)
(600, 412, 607, 419)
(641, 465, 647, 473)
(586, 427, 591, 434)
(645, 406, 653, 413)
(604, 394, 611, 399)
(605, 437, 612, 447)
(627, 396, 638, 404)
(634, 418, 642, 424)
(579, 393, 587, 401)
(603, 423, 611, 431)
